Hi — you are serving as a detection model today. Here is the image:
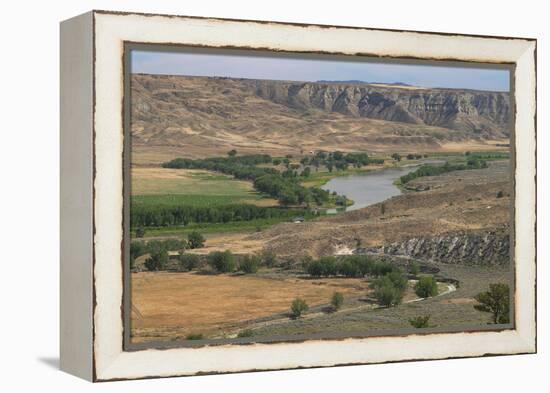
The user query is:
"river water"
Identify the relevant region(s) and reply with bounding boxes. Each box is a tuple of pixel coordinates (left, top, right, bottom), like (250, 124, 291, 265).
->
(321, 165, 418, 213)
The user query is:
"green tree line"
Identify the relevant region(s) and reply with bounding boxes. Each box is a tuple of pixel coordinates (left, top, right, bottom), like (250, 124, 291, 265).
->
(400, 158, 488, 184)
(131, 202, 313, 227)
(303, 255, 401, 278)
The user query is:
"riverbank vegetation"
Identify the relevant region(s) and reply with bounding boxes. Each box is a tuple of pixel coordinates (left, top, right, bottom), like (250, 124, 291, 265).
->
(163, 154, 332, 207)
(399, 158, 488, 184)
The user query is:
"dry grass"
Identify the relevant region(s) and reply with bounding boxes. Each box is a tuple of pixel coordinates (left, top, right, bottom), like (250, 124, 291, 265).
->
(188, 233, 265, 255)
(130, 272, 370, 342)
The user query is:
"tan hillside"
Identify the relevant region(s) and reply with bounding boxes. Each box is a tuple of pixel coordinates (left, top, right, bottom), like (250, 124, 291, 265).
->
(131, 74, 510, 164)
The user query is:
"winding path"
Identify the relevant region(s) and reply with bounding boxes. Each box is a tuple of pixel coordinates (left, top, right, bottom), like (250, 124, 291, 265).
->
(219, 281, 457, 338)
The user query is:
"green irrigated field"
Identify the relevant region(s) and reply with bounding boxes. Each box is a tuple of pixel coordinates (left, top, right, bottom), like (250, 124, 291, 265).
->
(131, 167, 278, 208)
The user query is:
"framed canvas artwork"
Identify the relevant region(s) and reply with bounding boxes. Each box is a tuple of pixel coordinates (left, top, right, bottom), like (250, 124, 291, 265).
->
(60, 10, 536, 381)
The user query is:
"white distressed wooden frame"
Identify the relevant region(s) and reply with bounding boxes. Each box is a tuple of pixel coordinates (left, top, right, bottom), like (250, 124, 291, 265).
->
(60, 10, 536, 382)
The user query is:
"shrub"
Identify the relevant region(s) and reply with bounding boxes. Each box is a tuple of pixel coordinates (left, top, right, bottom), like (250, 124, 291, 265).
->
(496, 190, 504, 198)
(237, 329, 254, 338)
(474, 283, 510, 324)
(372, 280, 403, 307)
(179, 253, 200, 271)
(290, 298, 309, 318)
(409, 315, 431, 328)
(414, 275, 439, 298)
(386, 270, 408, 291)
(261, 250, 277, 267)
(207, 250, 236, 273)
(335, 195, 348, 206)
(331, 292, 344, 311)
(301, 255, 314, 270)
(187, 231, 205, 249)
(370, 271, 407, 307)
(144, 250, 168, 271)
(135, 227, 146, 238)
(239, 255, 260, 274)
(186, 333, 204, 340)
(130, 241, 146, 268)
(145, 239, 186, 254)
(409, 262, 420, 277)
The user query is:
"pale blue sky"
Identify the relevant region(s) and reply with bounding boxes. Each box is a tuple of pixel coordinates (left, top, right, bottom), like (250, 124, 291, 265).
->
(131, 49, 510, 92)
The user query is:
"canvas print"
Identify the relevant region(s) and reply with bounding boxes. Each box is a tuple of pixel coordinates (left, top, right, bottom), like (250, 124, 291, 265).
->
(127, 48, 513, 346)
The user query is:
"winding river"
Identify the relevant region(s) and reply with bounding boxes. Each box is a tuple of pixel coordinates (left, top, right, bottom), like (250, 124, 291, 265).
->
(321, 165, 418, 213)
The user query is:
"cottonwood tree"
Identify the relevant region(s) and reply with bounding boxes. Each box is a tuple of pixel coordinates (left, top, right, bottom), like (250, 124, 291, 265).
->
(474, 283, 510, 324)
(414, 275, 439, 298)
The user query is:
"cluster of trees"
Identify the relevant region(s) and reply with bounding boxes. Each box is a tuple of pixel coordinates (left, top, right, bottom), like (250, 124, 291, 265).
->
(130, 237, 189, 268)
(303, 255, 400, 278)
(465, 151, 509, 160)
(302, 255, 430, 308)
(253, 174, 329, 206)
(163, 154, 274, 172)
(163, 154, 331, 207)
(131, 202, 312, 227)
(130, 232, 205, 270)
(392, 152, 428, 162)
(204, 250, 275, 274)
(300, 151, 384, 172)
(399, 159, 488, 184)
(176, 250, 275, 274)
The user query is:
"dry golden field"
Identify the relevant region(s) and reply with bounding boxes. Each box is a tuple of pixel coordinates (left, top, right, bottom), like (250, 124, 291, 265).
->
(130, 272, 371, 342)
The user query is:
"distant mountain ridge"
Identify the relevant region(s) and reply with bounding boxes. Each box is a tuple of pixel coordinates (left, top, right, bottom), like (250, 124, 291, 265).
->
(317, 80, 413, 87)
(246, 78, 510, 134)
(131, 74, 511, 160)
